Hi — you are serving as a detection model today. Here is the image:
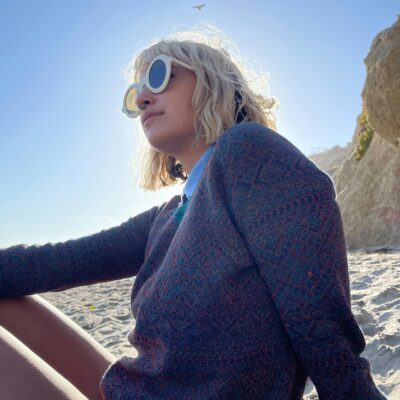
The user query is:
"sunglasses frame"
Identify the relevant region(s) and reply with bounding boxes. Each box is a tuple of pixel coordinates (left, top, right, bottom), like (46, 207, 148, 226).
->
(122, 54, 195, 119)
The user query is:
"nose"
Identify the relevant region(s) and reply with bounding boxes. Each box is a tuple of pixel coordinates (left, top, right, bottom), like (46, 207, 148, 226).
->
(135, 85, 154, 111)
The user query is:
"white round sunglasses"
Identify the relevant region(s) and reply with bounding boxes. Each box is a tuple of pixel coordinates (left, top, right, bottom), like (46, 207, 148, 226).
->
(122, 54, 195, 119)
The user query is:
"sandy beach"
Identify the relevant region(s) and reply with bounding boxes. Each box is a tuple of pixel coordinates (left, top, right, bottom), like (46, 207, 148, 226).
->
(40, 248, 400, 399)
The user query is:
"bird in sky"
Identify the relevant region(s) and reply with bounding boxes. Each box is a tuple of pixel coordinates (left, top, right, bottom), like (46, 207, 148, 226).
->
(193, 3, 206, 11)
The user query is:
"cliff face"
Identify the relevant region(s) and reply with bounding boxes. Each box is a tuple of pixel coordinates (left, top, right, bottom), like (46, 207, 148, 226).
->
(309, 17, 400, 250)
(307, 144, 351, 180)
(361, 16, 400, 150)
(335, 116, 400, 250)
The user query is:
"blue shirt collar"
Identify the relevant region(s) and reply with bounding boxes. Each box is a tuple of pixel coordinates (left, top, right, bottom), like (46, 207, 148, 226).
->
(182, 143, 216, 200)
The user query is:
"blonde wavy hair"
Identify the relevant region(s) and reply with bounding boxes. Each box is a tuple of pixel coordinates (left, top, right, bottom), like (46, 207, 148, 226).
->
(122, 22, 279, 191)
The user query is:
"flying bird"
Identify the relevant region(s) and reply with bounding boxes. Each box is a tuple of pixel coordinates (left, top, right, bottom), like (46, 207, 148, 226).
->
(193, 3, 206, 11)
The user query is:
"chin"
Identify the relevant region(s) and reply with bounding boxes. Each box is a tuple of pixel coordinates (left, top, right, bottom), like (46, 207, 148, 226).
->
(145, 130, 174, 152)
(146, 132, 187, 157)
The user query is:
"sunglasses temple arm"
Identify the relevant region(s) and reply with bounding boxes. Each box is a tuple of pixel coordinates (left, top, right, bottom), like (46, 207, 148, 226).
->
(174, 59, 195, 71)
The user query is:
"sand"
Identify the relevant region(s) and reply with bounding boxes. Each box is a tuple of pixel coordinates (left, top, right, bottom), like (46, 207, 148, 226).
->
(40, 248, 400, 399)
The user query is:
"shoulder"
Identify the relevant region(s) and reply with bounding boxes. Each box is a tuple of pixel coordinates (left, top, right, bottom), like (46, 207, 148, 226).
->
(216, 121, 278, 146)
(215, 121, 309, 165)
(212, 121, 336, 199)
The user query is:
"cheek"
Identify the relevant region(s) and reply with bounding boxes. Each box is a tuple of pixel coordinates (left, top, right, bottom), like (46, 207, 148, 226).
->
(167, 96, 195, 123)
(167, 111, 194, 133)
(178, 79, 196, 113)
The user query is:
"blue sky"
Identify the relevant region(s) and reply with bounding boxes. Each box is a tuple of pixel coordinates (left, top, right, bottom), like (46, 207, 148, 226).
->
(0, 1, 398, 247)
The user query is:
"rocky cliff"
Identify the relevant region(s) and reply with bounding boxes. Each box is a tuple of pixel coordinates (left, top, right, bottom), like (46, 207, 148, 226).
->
(308, 16, 400, 250)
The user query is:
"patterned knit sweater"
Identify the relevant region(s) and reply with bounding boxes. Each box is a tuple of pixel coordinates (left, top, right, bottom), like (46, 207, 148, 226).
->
(0, 122, 387, 399)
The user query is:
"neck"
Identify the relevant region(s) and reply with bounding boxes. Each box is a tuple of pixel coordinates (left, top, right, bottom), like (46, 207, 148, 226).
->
(176, 138, 209, 175)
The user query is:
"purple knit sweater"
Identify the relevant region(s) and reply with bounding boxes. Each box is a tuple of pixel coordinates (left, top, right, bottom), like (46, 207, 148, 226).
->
(0, 122, 386, 399)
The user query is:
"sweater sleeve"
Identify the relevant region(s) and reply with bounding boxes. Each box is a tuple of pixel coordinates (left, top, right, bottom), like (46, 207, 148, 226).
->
(212, 122, 387, 400)
(0, 204, 161, 299)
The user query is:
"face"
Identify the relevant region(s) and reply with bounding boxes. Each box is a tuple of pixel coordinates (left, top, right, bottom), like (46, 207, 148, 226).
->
(135, 62, 198, 157)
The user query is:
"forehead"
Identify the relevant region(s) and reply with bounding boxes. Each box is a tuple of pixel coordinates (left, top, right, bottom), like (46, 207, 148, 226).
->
(171, 64, 184, 72)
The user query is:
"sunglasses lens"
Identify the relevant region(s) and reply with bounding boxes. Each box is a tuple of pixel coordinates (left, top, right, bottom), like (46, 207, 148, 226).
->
(149, 59, 167, 89)
(125, 86, 139, 114)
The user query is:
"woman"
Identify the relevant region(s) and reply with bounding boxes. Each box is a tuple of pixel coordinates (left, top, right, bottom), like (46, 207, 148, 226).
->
(0, 24, 386, 399)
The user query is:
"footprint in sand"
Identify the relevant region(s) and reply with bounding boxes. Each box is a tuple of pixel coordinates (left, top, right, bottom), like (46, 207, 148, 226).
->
(371, 286, 400, 305)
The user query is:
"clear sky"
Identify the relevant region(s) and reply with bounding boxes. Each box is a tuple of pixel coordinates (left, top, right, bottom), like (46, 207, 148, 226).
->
(0, 1, 398, 247)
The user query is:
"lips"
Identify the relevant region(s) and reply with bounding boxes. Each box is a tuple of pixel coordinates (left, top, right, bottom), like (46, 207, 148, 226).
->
(142, 112, 163, 124)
